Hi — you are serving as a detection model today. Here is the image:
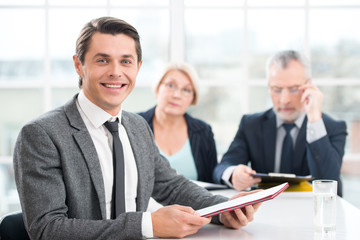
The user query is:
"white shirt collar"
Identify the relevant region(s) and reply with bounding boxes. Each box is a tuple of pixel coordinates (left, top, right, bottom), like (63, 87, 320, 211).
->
(77, 90, 122, 128)
(275, 110, 306, 129)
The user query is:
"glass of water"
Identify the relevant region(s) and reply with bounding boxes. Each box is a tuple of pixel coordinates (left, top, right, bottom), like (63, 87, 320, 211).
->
(312, 180, 337, 234)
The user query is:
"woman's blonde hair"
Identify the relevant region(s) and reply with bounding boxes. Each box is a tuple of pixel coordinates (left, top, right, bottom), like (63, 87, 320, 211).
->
(153, 62, 200, 105)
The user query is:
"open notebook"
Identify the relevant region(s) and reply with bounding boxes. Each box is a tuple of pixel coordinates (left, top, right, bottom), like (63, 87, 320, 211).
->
(197, 182, 289, 218)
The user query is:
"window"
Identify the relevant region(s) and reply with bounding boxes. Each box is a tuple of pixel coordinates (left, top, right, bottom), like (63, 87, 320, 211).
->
(1, 0, 360, 215)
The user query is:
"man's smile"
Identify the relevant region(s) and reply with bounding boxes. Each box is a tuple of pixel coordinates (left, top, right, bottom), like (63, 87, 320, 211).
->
(101, 83, 127, 89)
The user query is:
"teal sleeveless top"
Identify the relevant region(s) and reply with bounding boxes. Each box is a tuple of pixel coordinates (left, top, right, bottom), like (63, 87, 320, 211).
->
(159, 139, 197, 180)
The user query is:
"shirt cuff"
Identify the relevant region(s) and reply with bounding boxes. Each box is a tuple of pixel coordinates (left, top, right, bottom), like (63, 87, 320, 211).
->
(306, 118, 327, 143)
(142, 212, 153, 238)
(221, 166, 237, 188)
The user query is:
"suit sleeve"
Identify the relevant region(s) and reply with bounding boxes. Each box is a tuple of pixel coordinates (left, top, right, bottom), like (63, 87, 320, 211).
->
(213, 117, 250, 184)
(191, 123, 218, 183)
(203, 126, 218, 183)
(14, 122, 144, 240)
(306, 118, 347, 181)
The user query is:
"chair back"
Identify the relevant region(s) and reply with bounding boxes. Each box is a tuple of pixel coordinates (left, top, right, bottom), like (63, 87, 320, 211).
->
(0, 212, 30, 240)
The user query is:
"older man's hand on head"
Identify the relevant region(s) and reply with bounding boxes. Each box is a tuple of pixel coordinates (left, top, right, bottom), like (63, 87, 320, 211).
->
(299, 79, 323, 123)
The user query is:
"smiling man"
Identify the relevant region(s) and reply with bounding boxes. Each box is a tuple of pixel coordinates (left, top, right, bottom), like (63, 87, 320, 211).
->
(13, 17, 261, 240)
(213, 50, 347, 196)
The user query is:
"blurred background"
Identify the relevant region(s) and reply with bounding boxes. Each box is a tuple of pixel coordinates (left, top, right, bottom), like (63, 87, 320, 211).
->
(1, 0, 360, 216)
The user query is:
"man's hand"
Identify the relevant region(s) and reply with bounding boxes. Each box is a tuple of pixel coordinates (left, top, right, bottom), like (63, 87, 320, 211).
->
(231, 164, 261, 191)
(299, 79, 323, 123)
(220, 190, 262, 229)
(151, 205, 211, 238)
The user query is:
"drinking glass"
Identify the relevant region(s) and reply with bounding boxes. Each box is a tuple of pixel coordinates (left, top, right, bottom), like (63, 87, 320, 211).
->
(312, 180, 337, 234)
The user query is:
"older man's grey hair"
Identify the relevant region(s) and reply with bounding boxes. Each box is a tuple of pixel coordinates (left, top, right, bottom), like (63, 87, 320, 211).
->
(265, 50, 312, 80)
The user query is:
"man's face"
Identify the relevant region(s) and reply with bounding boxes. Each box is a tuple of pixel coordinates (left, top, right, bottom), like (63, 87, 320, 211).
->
(73, 32, 142, 116)
(268, 60, 307, 123)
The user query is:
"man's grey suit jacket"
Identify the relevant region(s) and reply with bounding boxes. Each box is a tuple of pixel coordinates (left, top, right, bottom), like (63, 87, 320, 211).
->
(14, 94, 227, 240)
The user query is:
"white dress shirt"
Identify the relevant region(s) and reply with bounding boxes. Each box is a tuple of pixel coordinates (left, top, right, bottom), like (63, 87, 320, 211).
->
(273, 113, 305, 172)
(76, 90, 153, 237)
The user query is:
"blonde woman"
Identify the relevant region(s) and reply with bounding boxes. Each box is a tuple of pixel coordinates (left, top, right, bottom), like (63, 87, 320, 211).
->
(139, 62, 217, 183)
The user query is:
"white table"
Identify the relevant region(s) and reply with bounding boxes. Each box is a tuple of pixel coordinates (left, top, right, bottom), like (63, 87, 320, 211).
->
(163, 189, 360, 240)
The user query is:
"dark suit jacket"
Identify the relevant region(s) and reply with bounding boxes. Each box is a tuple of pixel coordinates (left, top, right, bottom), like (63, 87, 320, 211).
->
(213, 109, 347, 195)
(13, 94, 226, 240)
(138, 106, 218, 183)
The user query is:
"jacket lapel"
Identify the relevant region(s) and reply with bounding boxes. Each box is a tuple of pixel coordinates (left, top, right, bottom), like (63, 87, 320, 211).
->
(263, 110, 277, 172)
(64, 95, 107, 219)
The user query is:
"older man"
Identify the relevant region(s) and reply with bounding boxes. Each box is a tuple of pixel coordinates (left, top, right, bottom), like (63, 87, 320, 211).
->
(213, 50, 347, 196)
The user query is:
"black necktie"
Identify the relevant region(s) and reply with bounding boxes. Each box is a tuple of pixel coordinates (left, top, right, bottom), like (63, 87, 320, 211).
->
(280, 123, 295, 173)
(104, 119, 125, 218)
